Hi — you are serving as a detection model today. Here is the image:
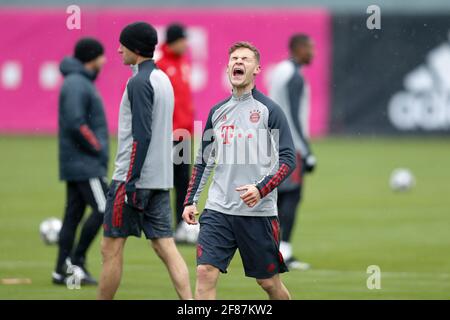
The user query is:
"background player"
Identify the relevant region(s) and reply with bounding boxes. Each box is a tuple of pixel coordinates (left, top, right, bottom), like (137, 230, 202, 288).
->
(157, 23, 198, 244)
(97, 22, 192, 300)
(269, 33, 317, 270)
(183, 42, 296, 300)
(54, 38, 109, 286)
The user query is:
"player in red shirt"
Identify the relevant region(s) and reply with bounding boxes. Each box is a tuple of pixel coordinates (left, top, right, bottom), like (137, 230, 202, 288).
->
(157, 23, 198, 244)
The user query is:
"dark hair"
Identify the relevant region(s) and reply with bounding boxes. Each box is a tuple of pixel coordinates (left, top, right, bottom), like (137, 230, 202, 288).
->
(289, 34, 311, 52)
(166, 23, 186, 44)
(74, 37, 104, 63)
(228, 41, 260, 62)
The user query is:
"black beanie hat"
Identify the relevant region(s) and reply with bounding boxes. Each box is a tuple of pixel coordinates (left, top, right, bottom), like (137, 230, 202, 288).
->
(74, 37, 104, 63)
(120, 22, 158, 58)
(166, 23, 186, 44)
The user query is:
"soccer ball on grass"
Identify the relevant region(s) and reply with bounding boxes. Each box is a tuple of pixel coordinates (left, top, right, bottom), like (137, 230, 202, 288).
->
(389, 168, 415, 192)
(39, 217, 62, 245)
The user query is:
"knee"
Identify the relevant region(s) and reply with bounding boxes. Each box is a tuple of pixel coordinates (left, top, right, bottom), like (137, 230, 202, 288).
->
(151, 240, 167, 259)
(256, 278, 277, 292)
(100, 239, 122, 262)
(196, 264, 217, 283)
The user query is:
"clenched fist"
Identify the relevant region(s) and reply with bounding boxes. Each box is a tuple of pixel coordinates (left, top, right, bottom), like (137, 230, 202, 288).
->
(236, 184, 261, 208)
(182, 204, 199, 225)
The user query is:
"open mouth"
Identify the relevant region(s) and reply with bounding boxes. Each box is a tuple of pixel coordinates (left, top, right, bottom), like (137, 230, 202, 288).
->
(232, 66, 245, 77)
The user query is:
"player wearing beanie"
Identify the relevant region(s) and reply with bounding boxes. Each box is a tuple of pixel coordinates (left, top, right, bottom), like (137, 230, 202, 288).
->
(97, 22, 192, 300)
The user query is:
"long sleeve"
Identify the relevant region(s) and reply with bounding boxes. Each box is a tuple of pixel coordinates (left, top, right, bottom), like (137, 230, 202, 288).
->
(255, 105, 297, 198)
(287, 70, 312, 157)
(125, 77, 154, 191)
(184, 109, 217, 206)
(60, 78, 102, 155)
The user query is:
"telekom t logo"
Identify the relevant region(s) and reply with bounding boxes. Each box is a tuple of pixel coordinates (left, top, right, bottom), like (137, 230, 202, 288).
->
(221, 125, 235, 145)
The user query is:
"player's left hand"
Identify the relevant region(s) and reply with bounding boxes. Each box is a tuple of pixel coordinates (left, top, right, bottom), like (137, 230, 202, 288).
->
(182, 204, 199, 225)
(236, 184, 261, 208)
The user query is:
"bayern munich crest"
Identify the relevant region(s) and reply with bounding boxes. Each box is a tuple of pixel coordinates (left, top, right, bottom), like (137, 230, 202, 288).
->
(249, 109, 261, 123)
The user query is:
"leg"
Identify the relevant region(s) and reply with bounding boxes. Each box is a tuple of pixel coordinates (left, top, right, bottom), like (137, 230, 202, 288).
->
(150, 237, 192, 299)
(173, 144, 198, 243)
(97, 236, 126, 300)
(235, 215, 290, 295)
(278, 152, 304, 247)
(55, 182, 86, 274)
(256, 274, 291, 300)
(72, 178, 107, 266)
(194, 210, 236, 300)
(142, 190, 191, 299)
(278, 188, 301, 261)
(278, 188, 301, 244)
(72, 211, 103, 265)
(195, 264, 220, 300)
(278, 187, 310, 270)
(174, 162, 190, 225)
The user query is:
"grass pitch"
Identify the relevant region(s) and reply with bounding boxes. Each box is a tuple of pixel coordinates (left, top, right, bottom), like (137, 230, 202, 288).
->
(0, 136, 449, 299)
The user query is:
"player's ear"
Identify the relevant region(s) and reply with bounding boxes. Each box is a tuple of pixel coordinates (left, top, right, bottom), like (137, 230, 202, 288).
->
(253, 64, 261, 75)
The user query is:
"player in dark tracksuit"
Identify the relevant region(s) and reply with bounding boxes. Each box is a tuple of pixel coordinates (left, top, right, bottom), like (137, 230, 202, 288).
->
(183, 42, 296, 300)
(269, 34, 317, 271)
(54, 38, 108, 285)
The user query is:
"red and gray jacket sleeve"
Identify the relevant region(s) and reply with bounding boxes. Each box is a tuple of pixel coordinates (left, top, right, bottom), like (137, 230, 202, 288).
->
(184, 104, 221, 206)
(255, 104, 297, 198)
(125, 77, 154, 192)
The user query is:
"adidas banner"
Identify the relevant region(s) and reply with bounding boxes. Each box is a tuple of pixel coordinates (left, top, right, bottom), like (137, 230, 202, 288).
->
(331, 14, 450, 135)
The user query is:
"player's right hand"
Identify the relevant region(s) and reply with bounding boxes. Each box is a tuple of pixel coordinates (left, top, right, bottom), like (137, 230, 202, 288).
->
(125, 184, 148, 212)
(182, 204, 199, 225)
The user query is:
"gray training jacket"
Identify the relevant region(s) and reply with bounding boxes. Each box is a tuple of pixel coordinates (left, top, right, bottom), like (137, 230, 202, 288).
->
(112, 60, 174, 190)
(269, 59, 312, 192)
(269, 59, 311, 158)
(184, 88, 296, 217)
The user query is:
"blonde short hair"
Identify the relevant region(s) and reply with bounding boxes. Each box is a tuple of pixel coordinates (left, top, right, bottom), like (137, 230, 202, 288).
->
(228, 41, 260, 62)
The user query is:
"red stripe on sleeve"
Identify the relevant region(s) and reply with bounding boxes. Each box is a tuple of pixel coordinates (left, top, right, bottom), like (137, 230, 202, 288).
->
(79, 124, 101, 151)
(184, 167, 198, 206)
(260, 163, 290, 198)
(126, 141, 138, 182)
